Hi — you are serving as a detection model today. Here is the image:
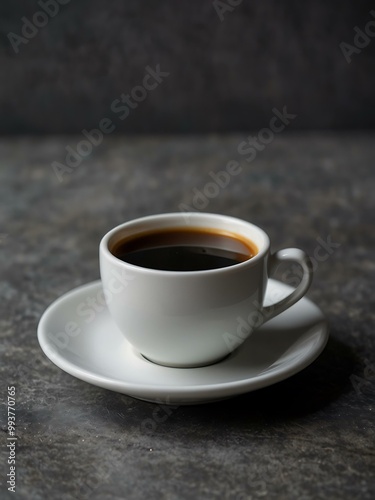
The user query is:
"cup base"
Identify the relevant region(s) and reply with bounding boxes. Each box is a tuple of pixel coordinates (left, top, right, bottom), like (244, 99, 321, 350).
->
(140, 352, 232, 369)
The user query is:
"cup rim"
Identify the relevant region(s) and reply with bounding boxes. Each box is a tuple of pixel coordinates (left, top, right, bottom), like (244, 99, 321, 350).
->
(99, 212, 270, 276)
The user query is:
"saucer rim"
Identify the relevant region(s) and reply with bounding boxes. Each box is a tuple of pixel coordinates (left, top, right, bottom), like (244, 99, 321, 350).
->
(37, 280, 329, 402)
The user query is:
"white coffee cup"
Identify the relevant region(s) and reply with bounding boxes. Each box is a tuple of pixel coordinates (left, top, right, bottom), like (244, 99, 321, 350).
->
(99, 213, 313, 368)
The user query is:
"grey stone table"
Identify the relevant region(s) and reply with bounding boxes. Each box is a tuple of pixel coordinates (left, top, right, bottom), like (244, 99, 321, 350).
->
(0, 133, 374, 499)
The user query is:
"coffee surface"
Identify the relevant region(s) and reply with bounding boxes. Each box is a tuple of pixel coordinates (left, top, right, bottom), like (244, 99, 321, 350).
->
(111, 227, 257, 271)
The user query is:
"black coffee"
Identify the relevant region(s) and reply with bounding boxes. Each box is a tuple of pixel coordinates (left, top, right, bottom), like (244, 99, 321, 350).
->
(111, 227, 257, 271)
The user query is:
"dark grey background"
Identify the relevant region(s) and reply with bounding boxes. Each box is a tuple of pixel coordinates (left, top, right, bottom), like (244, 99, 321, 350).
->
(1, 0, 374, 134)
(0, 133, 374, 499)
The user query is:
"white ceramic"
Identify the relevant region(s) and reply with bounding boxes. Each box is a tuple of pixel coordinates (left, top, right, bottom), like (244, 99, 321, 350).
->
(99, 213, 313, 367)
(37, 279, 328, 405)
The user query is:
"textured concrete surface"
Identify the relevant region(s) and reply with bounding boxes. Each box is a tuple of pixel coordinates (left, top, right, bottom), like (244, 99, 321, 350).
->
(1, 0, 375, 133)
(0, 133, 374, 499)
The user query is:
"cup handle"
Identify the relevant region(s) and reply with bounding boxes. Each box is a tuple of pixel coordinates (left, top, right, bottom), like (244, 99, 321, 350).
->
(262, 248, 313, 322)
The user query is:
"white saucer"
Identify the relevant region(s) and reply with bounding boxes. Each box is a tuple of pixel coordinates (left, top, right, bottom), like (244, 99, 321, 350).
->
(37, 280, 328, 405)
